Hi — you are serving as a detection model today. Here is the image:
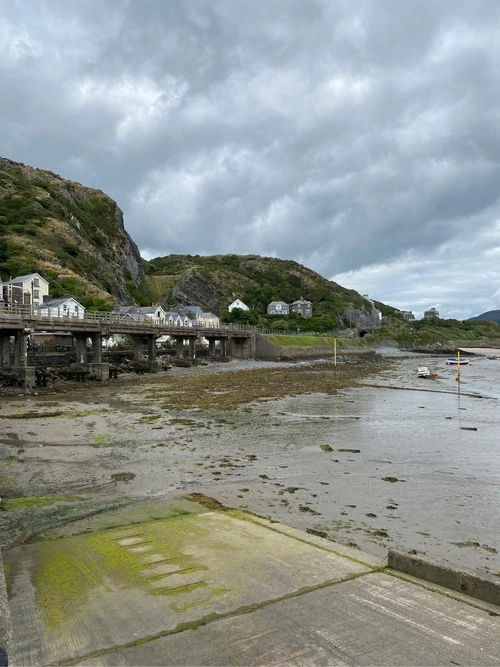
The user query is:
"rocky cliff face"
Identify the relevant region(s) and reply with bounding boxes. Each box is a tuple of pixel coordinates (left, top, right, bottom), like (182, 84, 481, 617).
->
(171, 269, 221, 314)
(0, 157, 146, 306)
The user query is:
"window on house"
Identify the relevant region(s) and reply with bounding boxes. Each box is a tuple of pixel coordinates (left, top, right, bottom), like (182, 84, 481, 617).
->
(33, 290, 39, 298)
(33, 279, 39, 287)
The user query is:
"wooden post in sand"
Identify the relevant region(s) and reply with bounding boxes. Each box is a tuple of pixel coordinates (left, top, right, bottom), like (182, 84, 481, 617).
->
(333, 338, 337, 367)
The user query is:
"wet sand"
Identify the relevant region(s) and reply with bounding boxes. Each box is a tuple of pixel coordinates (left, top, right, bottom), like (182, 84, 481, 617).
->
(1, 354, 499, 576)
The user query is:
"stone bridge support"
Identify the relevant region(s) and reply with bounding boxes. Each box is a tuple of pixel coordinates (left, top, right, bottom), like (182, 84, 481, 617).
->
(74, 332, 112, 380)
(0, 329, 36, 390)
(0, 333, 10, 367)
(230, 335, 255, 360)
(90, 333, 103, 363)
(14, 331, 29, 367)
(131, 334, 159, 371)
(206, 337, 230, 359)
(175, 337, 185, 358)
(173, 336, 197, 360)
(74, 334, 87, 363)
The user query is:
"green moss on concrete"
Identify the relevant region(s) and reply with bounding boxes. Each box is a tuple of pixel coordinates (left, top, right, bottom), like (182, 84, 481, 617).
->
(34, 547, 101, 631)
(2, 495, 81, 510)
(31, 512, 214, 631)
(153, 582, 207, 597)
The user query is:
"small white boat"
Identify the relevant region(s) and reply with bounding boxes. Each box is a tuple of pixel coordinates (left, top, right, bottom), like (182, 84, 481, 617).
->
(445, 358, 470, 366)
(417, 366, 431, 377)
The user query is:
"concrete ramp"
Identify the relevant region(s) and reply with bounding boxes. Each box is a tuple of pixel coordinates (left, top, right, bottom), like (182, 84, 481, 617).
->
(3, 500, 500, 666)
(5, 504, 370, 666)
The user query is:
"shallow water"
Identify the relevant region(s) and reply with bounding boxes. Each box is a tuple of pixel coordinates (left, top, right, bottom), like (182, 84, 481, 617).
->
(207, 355, 500, 574)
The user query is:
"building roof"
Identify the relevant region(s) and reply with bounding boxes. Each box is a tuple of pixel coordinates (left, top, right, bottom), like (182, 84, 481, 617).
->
(113, 306, 137, 314)
(290, 299, 312, 306)
(39, 297, 85, 308)
(163, 311, 184, 318)
(9, 273, 46, 283)
(268, 301, 288, 306)
(134, 306, 165, 315)
(184, 305, 203, 316)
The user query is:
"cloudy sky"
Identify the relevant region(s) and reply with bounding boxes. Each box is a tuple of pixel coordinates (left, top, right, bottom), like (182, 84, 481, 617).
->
(1, 0, 500, 319)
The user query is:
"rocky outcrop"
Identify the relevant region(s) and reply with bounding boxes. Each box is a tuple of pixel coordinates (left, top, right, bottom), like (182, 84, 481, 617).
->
(341, 305, 382, 329)
(171, 269, 221, 313)
(0, 157, 147, 304)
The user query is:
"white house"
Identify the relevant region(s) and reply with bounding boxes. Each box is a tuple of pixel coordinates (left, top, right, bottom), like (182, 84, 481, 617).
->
(38, 297, 85, 319)
(267, 301, 289, 316)
(200, 312, 220, 327)
(2, 273, 49, 307)
(133, 306, 167, 324)
(112, 305, 166, 324)
(164, 311, 193, 327)
(228, 298, 249, 312)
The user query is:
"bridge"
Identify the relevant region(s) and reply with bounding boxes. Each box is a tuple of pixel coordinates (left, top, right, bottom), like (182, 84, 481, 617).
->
(0, 308, 256, 389)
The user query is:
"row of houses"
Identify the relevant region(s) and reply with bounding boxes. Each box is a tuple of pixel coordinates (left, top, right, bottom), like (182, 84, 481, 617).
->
(0, 273, 86, 318)
(228, 298, 313, 317)
(113, 305, 220, 328)
(1, 273, 314, 323)
(0, 273, 220, 327)
(400, 307, 440, 321)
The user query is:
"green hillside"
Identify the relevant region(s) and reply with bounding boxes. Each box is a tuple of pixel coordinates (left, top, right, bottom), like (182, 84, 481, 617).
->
(146, 254, 396, 329)
(0, 157, 147, 308)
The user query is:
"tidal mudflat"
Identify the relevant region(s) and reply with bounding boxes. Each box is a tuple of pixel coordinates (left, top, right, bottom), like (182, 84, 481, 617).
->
(1, 354, 499, 576)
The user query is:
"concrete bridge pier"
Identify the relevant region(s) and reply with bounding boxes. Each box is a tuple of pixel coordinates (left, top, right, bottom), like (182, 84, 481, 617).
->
(131, 334, 160, 372)
(145, 334, 160, 371)
(74, 334, 87, 363)
(14, 331, 29, 367)
(208, 339, 216, 359)
(0, 329, 36, 390)
(188, 338, 196, 360)
(90, 333, 103, 363)
(175, 337, 184, 358)
(132, 335, 143, 362)
(72, 333, 110, 381)
(230, 335, 255, 360)
(0, 333, 10, 367)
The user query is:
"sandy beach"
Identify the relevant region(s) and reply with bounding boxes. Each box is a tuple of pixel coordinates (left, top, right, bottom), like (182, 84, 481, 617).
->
(1, 353, 499, 577)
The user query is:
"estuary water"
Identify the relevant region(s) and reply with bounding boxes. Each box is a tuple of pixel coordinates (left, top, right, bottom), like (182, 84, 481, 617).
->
(263, 353, 500, 573)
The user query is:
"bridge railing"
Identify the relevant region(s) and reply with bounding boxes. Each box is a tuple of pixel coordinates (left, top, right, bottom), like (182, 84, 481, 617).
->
(1, 304, 375, 336)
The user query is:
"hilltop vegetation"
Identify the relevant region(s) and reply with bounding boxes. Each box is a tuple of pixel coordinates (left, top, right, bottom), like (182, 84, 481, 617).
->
(468, 309, 500, 324)
(146, 253, 395, 329)
(361, 315, 500, 350)
(0, 157, 147, 309)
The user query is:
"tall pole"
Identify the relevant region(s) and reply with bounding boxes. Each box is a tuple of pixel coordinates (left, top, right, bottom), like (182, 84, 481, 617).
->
(333, 338, 337, 367)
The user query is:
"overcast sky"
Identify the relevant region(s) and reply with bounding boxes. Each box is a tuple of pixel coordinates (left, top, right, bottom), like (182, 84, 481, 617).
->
(1, 0, 500, 319)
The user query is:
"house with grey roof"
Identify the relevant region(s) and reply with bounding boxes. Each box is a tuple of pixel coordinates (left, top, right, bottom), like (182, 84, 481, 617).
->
(38, 297, 85, 319)
(1, 273, 49, 307)
(112, 305, 166, 324)
(289, 299, 313, 317)
(267, 301, 289, 316)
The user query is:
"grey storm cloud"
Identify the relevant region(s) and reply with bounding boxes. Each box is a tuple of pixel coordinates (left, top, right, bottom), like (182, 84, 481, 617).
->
(1, 0, 500, 318)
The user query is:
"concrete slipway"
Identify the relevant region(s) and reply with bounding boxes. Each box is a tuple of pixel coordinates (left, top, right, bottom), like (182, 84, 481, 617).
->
(3, 498, 500, 666)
